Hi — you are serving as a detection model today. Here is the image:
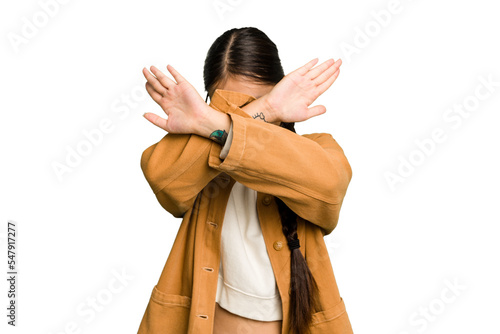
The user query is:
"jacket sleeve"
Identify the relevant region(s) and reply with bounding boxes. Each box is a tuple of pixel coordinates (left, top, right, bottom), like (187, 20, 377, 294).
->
(219, 122, 234, 159)
(207, 111, 353, 235)
(140, 133, 222, 218)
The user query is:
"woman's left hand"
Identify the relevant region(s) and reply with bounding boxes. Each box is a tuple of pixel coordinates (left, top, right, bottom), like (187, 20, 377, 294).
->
(142, 65, 210, 134)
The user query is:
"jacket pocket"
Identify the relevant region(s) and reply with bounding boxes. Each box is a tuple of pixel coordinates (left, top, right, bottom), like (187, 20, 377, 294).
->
(137, 285, 191, 334)
(309, 297, 353, 333)
(150, 285, 191, 307)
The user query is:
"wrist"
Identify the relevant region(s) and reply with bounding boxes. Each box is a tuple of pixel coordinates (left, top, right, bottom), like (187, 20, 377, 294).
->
(260, 94, 280, 124)
(241, 95, 280, 125)
(196, 105, 231, 144)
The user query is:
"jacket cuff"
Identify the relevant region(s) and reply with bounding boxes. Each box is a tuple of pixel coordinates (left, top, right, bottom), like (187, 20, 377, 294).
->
(209, 112, 246, 170)
(219, 121, 234, 160)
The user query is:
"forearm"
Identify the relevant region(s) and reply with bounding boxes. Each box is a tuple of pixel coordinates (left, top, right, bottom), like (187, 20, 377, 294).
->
(196, 96, 276, 146)
(195, 106, 232, 145)
(207, 111, 352, 234)
(141, 133, 221, 217)
(240, 95, 278, 124)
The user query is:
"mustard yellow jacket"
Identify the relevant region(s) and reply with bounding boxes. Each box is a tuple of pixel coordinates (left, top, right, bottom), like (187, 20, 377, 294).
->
(137, 89, 354, 333)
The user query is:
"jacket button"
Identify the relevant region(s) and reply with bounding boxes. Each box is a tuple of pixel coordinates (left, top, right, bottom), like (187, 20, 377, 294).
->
(262, 196, 272, 206)
(273, 241, 283, 251)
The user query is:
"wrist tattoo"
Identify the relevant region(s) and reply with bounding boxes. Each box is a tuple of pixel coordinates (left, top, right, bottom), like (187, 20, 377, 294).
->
(252, 112, 269, 123)
(209, 129, 228, 145)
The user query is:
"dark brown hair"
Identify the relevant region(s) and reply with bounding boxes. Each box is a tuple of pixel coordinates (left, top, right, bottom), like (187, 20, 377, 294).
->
(203, 27, 320, 334)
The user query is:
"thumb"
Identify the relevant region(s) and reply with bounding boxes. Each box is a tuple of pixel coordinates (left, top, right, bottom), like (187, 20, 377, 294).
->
(307, 105, 327, 119)
(143, 112, 168, 132)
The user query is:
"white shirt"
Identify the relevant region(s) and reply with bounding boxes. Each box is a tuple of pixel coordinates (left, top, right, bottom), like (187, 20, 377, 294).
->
(215, 122, 283, 321)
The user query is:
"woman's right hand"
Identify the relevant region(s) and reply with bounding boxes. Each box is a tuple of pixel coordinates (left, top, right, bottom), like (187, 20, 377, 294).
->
(263, 58, 342, 123)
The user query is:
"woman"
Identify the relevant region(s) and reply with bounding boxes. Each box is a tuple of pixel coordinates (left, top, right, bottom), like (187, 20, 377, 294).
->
(139, 27, 353, 334)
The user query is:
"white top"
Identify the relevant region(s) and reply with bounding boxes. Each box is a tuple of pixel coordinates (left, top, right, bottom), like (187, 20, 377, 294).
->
(215, 121, 283, 321)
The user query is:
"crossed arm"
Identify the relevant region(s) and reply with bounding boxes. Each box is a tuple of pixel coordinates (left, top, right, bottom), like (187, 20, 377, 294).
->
(141, 57, 342, 144)
(140, 58, 351, 235)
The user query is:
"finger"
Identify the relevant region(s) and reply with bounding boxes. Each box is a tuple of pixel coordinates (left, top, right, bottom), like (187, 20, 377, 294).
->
(307, 105, 327, 119)
(143, 112, 168, 132)
(143, 67, 167, 96)
(145, 82, 163, 105)
(307, 58, 335, 81)
(150, 65, 176, 90)
(316, 67, 340, 96)
(314, 58, 342, 87)
(167, 64, 187, 84)
(295, 58, 319, 76)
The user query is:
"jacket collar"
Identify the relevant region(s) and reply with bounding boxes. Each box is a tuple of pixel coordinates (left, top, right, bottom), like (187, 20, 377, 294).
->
(208, 89, 256, 118)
